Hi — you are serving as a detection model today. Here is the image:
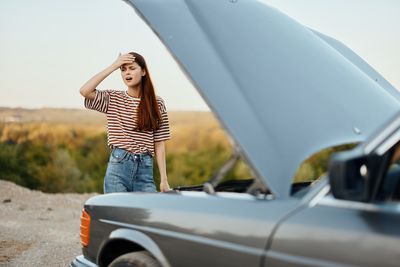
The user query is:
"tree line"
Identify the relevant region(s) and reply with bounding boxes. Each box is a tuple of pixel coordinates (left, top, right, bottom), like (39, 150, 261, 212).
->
(0, 121, 354, 193)
(0, 122, 251, 193)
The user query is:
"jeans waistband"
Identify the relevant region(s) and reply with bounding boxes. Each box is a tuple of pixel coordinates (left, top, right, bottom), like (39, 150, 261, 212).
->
(112, 146, 152, 159)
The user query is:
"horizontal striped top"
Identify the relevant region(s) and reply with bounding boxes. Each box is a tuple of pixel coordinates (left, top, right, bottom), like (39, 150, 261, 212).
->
(84, 90, 171, 156)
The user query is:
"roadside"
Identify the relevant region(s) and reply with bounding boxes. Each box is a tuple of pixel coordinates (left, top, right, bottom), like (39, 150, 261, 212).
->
(0, 180, 97, 267)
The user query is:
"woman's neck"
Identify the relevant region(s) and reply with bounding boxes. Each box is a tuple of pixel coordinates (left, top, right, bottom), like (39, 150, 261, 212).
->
(126, 86, 141, 98)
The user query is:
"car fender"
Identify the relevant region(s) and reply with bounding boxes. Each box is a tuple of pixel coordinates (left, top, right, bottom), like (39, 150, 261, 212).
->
(98, 228, 171, 267)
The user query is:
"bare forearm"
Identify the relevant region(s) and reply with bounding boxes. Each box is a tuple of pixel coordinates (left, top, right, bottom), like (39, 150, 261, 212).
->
(155, 141, 168, 181)
(79, 65, 116, 99)
(79, 53, 135, 99)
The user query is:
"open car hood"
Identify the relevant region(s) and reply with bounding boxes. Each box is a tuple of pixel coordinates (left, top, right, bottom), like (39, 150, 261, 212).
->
(126, 0, 400, 198)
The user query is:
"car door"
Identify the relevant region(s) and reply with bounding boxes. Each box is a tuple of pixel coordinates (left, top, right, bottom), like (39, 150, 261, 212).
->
(265, 117, 400, 267)
(265, 189, 400, 267)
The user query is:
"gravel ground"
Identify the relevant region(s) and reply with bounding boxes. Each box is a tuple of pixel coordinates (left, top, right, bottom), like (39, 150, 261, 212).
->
(0, 180, 97, 267)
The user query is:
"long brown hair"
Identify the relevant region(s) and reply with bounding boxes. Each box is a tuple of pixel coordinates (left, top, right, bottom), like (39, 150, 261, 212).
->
(129, 52, 162, 131)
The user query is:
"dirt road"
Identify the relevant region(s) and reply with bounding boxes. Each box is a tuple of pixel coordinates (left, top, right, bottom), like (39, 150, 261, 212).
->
(0, 180, 97, 266)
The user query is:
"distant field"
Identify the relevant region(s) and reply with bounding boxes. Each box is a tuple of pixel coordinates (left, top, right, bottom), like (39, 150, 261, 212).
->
(0, 107, 343, 193)
(0, 107, 242, 193)
(0, 107, 220, 130)
(0, 107, 106, 125)
(0, 107, 230, 153)
(0, 107, 218, 127)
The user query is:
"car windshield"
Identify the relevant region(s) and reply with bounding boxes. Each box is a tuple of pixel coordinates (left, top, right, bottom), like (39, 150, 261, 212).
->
(289, 143, 358, 198)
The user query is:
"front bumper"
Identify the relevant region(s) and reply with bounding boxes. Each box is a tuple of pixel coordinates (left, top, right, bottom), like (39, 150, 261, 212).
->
(70, 255, 98, 267)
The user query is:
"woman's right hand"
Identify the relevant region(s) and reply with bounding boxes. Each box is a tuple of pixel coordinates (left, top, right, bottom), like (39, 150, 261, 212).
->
(111, 53, 136, 70)
(80, 53, 135, 99)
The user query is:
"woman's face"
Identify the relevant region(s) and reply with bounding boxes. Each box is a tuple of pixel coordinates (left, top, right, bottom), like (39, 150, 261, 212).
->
(120, 62, 145, 88)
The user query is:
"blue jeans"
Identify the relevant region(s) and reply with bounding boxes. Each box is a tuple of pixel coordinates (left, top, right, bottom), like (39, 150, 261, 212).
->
(104, 147, 157, 193)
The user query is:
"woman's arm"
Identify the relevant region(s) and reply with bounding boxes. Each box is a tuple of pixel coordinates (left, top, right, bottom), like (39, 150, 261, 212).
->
(155, 141, 171, 192)
(79, 53, 135, 100)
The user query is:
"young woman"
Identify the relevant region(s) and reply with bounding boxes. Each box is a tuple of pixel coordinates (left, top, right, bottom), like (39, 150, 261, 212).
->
(79, 52, 171, 193)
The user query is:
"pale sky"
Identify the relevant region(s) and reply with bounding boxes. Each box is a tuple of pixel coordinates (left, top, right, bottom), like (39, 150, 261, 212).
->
(0, 0, 399, 110)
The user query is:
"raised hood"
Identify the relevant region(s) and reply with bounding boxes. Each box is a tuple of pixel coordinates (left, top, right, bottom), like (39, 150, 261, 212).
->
(126, 0, 400, 198)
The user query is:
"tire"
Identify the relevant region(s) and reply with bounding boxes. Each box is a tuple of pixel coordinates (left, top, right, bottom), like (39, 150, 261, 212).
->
(109, 251, 161, 267)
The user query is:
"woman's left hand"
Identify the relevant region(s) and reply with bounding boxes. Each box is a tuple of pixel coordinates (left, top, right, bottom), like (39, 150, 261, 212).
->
(159, 180, 171, 192)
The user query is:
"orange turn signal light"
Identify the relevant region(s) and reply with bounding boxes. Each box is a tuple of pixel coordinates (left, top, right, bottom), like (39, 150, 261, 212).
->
(80, 209, 91, 247)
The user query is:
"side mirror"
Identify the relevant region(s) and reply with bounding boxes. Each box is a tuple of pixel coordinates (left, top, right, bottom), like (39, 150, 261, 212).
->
(328, 149, 372, 202)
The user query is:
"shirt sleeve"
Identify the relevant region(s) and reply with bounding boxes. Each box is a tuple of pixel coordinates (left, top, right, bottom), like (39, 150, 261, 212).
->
(154, 97, 171, 142)
(84, 90, 110, 114)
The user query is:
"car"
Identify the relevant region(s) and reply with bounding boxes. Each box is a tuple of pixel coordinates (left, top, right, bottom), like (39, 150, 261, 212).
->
(70, 0, 400, 266)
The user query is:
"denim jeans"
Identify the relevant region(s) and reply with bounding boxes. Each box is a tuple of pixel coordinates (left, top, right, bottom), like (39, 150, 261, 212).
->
(104, 147, 157, 193)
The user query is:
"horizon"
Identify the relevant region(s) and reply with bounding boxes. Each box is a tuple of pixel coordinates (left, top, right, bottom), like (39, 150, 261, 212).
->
(0, 106, 212, 112)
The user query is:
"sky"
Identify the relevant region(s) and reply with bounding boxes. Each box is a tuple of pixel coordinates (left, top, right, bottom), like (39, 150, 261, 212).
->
(0, 0, 399, 111)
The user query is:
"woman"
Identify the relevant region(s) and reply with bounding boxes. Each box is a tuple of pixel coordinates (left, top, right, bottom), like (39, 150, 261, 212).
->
(79, 52, 171, 193)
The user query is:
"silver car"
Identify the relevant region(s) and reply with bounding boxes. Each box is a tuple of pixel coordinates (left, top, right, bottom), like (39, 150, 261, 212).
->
(71, 0, 400, 266)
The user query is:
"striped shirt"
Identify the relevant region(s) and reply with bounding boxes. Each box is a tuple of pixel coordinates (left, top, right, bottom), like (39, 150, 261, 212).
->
(84, 89, 171, 156)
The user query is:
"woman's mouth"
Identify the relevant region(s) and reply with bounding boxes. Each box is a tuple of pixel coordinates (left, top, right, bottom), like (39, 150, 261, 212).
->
(125, 77, 133, 82)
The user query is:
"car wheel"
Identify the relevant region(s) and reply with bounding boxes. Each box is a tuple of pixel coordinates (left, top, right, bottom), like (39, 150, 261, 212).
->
(109, 251, 161, 267)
